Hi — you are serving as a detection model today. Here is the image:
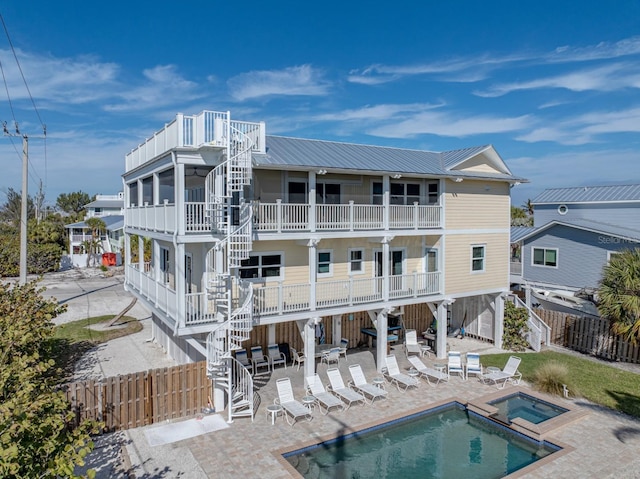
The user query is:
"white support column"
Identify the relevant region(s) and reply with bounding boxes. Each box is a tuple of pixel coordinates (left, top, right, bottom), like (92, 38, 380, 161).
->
(308, 239, 319, 311)
(436, 301, 448, 360)
(175, 242, 186, 328)
(268, 324, 276, 345)
(494, 294, 505, 350)
(175, 163, 186, 236)
(332, 314, 342, 345)
(376, 309, 388, 373)
(309, 171, 316, 233)
(382, 237, 390, 302)
(383, 175, 390, 231)
(304, 318, 318, 380)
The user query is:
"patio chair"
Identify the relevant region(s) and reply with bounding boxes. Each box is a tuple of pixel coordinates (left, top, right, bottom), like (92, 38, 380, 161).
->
(407, 356, 449, 386)
(404, 329, 422, 358)
(447, 351, 465, 380)
(339, 338, 349, 361)
(320, 347, 341, 367)
(306, 374, 345, 414)
(275, 378, 313, 426)
(267, 344, 287, 370)
(481, 356, 523, 389)
(348, 364, 388, 404)
(326, 368, 366, 409)
(250, 346, 271, 376)
(234, 349, 252, 371)
(465, 352, 483, 381)
(383, 354, 419, 392)
(290, 347, 305, 371)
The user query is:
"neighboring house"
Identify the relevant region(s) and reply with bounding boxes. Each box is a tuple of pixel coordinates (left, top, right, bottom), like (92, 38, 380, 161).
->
(122, 110, 523, 420)
(63, 193, 124, 268)
(512, 184, 640, 294)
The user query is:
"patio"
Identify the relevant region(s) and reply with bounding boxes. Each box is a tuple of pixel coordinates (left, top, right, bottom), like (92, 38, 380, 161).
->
(117, 339, 640, 478)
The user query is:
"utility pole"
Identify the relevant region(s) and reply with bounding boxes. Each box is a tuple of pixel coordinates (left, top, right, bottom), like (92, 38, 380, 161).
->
(3, 121, 46, 285)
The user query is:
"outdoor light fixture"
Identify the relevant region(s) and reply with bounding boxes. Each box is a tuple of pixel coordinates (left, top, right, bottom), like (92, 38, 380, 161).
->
(392, 174, 402, 179)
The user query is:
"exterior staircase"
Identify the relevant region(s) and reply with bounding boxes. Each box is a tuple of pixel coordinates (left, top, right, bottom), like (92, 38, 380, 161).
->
(204, 114, 257, 422)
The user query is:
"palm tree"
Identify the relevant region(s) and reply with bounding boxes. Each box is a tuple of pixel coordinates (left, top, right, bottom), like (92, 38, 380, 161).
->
(522, 199, 534, 216)
(83, 217, 106, 267)
(598, 248, 640, 343)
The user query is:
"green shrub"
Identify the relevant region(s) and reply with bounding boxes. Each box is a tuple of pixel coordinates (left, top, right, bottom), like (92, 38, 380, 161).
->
(534, 360, 575, 397)
(502, 301, 530, 351)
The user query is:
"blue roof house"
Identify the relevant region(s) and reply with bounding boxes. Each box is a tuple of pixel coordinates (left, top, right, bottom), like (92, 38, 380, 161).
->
(513, 184, 640, 294)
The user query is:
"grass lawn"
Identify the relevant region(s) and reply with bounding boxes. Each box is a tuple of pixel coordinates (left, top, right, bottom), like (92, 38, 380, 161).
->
(52, 315, 142, 380)
(481, 351, 640, 419)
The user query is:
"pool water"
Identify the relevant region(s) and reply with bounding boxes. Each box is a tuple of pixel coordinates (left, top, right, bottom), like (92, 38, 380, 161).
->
(284, 403, 559, 479)
(489, 393, 568, 425)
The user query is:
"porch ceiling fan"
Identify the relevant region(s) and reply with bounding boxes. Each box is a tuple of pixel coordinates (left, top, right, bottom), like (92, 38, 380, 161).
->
(186, 166, 208, 178)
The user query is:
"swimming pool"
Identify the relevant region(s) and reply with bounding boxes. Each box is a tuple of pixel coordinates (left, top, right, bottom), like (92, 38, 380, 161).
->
(283, 402, 560, 479)
(489, 392, 569, 425)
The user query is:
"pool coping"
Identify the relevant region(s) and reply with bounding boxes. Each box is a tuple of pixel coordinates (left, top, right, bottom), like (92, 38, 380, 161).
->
(273, 394, 577, 478)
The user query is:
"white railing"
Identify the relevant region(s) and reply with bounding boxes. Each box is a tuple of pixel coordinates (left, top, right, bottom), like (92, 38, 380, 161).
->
(510, 261, 522, 276)
(185, 292, 219, 325)
(125, 203, 176, 233)
(125, 264, 178, 321)
(185, 202, 209, 233)
(125, 111, 265, 171)
(509, 294, 550, 352)
(253, 201, 442, 232)
(254, 272, 441, 316)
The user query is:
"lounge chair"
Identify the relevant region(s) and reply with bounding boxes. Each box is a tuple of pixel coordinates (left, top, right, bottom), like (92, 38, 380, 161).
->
(465, 352, 483, 381)
(326, 368, 366, 409)
(267, 344, 287, 370)
(348, 364, 388, 404)
(404, 329, 422, 358)
(383, 354, 419, 392)
(250, 346, 271, 376)
(306, 374, 345, 415)
(481, 356, 523, 389)
(234, 348, 252, 371)
(320, 347, 341, 367)
(447, 351, 465, 380)
(407, 356, 449, 386)
(275, 378, 313, 426)
(290, 347, 305, 371)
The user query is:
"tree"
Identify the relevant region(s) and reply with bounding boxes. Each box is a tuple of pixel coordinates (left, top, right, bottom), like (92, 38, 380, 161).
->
(510, 206, 532, 226)
(83, 217, 106, 267)
(56, 191, 93, 217)
(522, 198, 534, 216)
(598, 248, 640, 343)
(0, 280, 98, 477)
(0, 187, 35, 226)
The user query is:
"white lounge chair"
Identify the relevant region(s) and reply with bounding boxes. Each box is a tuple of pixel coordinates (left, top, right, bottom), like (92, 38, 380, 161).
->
(290, 347, 305, 371)
(407, 356, 449, 386)
(404, 329, 422, 358)
(348, 364, 388, 404)
(326, 368, 366, 409)
(482, 356, 523, 389)
(383, 354, 419, 392)
(267, 344, 287, 370)
(250, 346, 271, 376)
(275, 378, 313, 426)
(306, 374, 345, 414)
(447, 351, 465, 380)
(465, 352, 483, 381)
(320, 347, 341, 367)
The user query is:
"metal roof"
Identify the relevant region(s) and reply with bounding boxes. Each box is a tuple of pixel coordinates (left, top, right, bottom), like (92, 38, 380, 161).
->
(510, 226, 537, 242)
(532, 184, 640, 204)
(254, 136, 522, 181)
(85, 199, 124, 209)
(65, 215, 124, 230)
(518, 218, 640, 243)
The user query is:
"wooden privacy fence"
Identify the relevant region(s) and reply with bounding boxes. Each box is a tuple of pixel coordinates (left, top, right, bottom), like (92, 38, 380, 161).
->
(65, 361, 211, 432)
(535, 309, 640, 364)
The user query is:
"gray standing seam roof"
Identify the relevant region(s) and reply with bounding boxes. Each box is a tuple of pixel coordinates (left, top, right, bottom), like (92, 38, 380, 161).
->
(519, 218, 640, 243)
(254, 136, 522, 181)
(533, 184, 640, 204)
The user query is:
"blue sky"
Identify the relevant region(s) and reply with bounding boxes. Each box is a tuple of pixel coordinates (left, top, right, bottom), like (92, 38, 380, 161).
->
(1, 1, 639, 209)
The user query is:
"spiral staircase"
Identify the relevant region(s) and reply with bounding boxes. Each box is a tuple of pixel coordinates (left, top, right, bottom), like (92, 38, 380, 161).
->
(204, 118, 257, 422)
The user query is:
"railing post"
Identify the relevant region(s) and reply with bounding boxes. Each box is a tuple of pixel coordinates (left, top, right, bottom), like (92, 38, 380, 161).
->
(278, 281, 283, 315)
(413, 202, 419, 229)
(276, 199, 282, 233)
(349, 201, 354, 232)
(348, 277, 354, 305)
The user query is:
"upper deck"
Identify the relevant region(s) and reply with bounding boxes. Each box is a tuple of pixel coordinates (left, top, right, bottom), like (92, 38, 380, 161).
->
(125, 110, 266, 172)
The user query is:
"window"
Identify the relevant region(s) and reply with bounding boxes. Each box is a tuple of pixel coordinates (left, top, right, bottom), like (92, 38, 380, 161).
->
(316, 183, 341, 204)
(348, 249, 364, 274)
(142, 177, 153, 205)
(391, 182, 420, 205)
(128, 182, 138, 207)
(558, 204, 568, 215)
(159, 169, 174, 204)
(532, 247, 557, 267)
(372, 182, 383, 205)
(425, 248, 438, 272)
(426, 181, 439, 204)
(288, 181, 307, 204)
(160, 247, 171, 283)
(239, 253, 283, 280)
(471, 245, 485, 272)
(317, 250, 333, 276)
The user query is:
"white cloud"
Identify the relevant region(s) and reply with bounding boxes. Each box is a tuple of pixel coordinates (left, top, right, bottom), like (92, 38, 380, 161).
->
(314, 103, 442, 122)
(546, 36, 640, 63)
(227, 65, 330, 101)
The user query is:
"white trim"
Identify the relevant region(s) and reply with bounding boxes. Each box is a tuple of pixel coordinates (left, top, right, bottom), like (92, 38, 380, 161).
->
(317, 249, 333, 278)
(239, 251, 285, 282)
(470, 244, 486, 273)
(347, 247, 365, 275)
(443, 228, 510, 235)
(607, 250, 622, 264)
(557, 204, 568, 215)
(531, 246, 558, 269)
(424, 247, 439, 273)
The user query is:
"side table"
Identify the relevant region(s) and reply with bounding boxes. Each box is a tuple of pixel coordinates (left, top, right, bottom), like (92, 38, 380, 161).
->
(266, 404, 283, 425)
